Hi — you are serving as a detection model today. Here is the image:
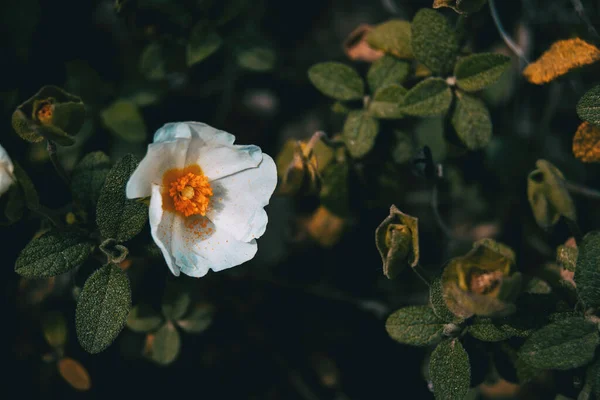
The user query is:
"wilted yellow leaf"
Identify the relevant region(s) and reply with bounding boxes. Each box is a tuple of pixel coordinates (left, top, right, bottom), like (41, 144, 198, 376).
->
(573, 121, 600, 162)
(343, 24, 384, 62)
(523, 38, 600, 84)
(58, 358, 91, 391)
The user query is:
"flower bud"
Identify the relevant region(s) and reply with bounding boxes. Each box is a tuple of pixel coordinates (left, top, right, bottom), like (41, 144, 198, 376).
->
(12, 86, 85, 146)
(442, 239, 522, 318)
(375, 205, 419, 279)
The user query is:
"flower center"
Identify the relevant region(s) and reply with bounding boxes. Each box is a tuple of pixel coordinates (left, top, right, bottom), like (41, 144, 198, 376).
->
(37, 102, 54, 125)
(165, 168, 213, 217)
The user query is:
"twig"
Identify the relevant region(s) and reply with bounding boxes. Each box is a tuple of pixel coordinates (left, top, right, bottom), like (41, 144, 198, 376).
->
(46, 141, 70, 185)
(570, 0, 600, 41)
(488, 0, 530, 65)
(564, 181, 600, 200)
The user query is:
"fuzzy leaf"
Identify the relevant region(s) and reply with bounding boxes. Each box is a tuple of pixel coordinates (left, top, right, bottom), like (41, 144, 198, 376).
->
(430, 339, 471, 400)
(71, 152, 111, 214)
(577, 84, 600, 126)
(430, 278, 458, 322)
(524, 38, 600, 85)
(237, 46, 276, 72)
(76, 264, 132, 354)
(342, 110, 379, 158)
(4, 185, 24, 222)
(100, 100, 147, 143)
(187, 23, 222, 67)
(177, 304, 214, 334)
(96, 154, 148, 242)
(367, 56, 410, 93)
(455, 53, 511, 92)
(12, 161, 40, 211)
(368, 84, 406, 119)
(320, 162, 350, 217)
(573, 121, 600, 162)
(415, 117, 446, 162)
(15, 230, 92, 278)
(401, 78, 452, 117)
(519, 317, 599, 370)
(574, 231, 600, 308)
(308, 62, 364, 101)
(468, 317, 514, 342)
(411, 9, 458, 75)
(162, 282, 191, 321)
(150, 322, 181, 365)
(527, 160, 576, 229)
(386, 306, 445, 346)
(139, 42, 166, 81)
(557, 245, 578, 272)
(451, 91, 492, 150)
(365, 20, 413, 59)
(127, 304, 163, 333)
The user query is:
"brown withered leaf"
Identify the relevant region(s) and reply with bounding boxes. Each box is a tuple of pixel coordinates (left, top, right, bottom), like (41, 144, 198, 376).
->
(343, 25, 384, 62)
(58, 358, 91, 391)
(573, 121, 600, 163)
(523, 38, 600, 84)
(306, 206, 347, 247)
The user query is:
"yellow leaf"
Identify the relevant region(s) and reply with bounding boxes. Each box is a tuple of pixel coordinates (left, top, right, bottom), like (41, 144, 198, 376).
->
(573, 121, 600, 163)
(523, 38, 600, 84)
(306, 206, 346, 247)
(343, 24, 384, 62)
(58, 358, 91, 391)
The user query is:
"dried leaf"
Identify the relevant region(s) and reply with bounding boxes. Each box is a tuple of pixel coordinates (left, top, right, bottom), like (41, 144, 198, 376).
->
(58, 358, 91, 391)
(523, 38, 600, 84)
(365, 20, 413, 59)
(306, 206, 346, 247)
(573, 121, 600, 163)
(343, 24, 384, 62)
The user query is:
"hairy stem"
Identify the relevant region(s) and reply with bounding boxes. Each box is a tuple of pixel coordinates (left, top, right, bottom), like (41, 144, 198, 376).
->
(488, 0, 530, 65)
(565, 181, 600, 200)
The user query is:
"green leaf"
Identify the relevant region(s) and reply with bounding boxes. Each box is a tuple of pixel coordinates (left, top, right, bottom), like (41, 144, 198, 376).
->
(527, 160, 576, 229)
(429, 339, 471, 400)
(127, 304, 163, 333)
(320, 161, 350, 217)
(519, 317, 599, 370)
(4, 185, 24, 222)
(342, 110, 379, 158)
(367, 55, 410, 93)
(385, 306, 445, 346)
(577, 84, 600, 126)
(12, 161, 40, 211)
(150, 322, 181, 365)
(42, 311, 68, 348)
(401, 78, 452, 117)
(574, 231, 600, 308)
(139, 42, 166, 81)
(76, 264, 132, 354)
(392, 130, 415, 164)
(556, 245, 578, 272)
(15, 230, 93, 278)
(186, 23, 222, 67)
(368, 84, 406, 119)
(430, 278, 458, 322)
(71, 152, 111, 214)
(100, 100, 147, 143)
(454, 53, 511, 92)
(237, 46, 276, 72)
(308, 62, 364, 101)
(177, 304, 214, 334)
(162, 281, 191, 321)
(365, 20, 413, 59)
(415, 117, 446, 161)
(468, 317, 514, 342)
(97, 154, 148, 242)
(451, 91, 492, 150)
(411, 9, 458, 75)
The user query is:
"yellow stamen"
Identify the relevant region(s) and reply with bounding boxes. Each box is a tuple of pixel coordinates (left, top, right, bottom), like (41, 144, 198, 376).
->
(163, 166, 213, 217)
(37, 102, 54, 125)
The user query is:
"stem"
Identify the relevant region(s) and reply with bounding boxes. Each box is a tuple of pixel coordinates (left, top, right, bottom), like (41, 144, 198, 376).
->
(570, 0, 600, 41)
(413, 264, 432, 287)
(33, 205, 64, 228)
(47, 141, 70, 185)
(488, 0, 530, 65)
(564, 181, 600, 200)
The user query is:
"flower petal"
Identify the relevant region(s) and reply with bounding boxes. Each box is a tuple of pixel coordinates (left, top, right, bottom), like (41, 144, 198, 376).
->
(208, 154, 277, 242)
(153, 122, 235, 146)
(149, 185, 258, 278)
(0, 144, 15, 196)
(126, 138, 190, 199)
(188, 140, 263, 181)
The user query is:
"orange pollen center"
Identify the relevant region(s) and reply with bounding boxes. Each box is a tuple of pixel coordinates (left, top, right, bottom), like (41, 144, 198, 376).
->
(37, 103, 54, 124)
(168, 172, 213, 217)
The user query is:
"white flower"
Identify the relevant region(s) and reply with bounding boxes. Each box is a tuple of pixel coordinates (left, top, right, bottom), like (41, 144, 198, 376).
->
(126, 122, 277, 278)
(0, 143, 15, 197)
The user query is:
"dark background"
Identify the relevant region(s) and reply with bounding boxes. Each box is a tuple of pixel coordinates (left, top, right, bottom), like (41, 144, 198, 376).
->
(3, 0, 600, 398)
